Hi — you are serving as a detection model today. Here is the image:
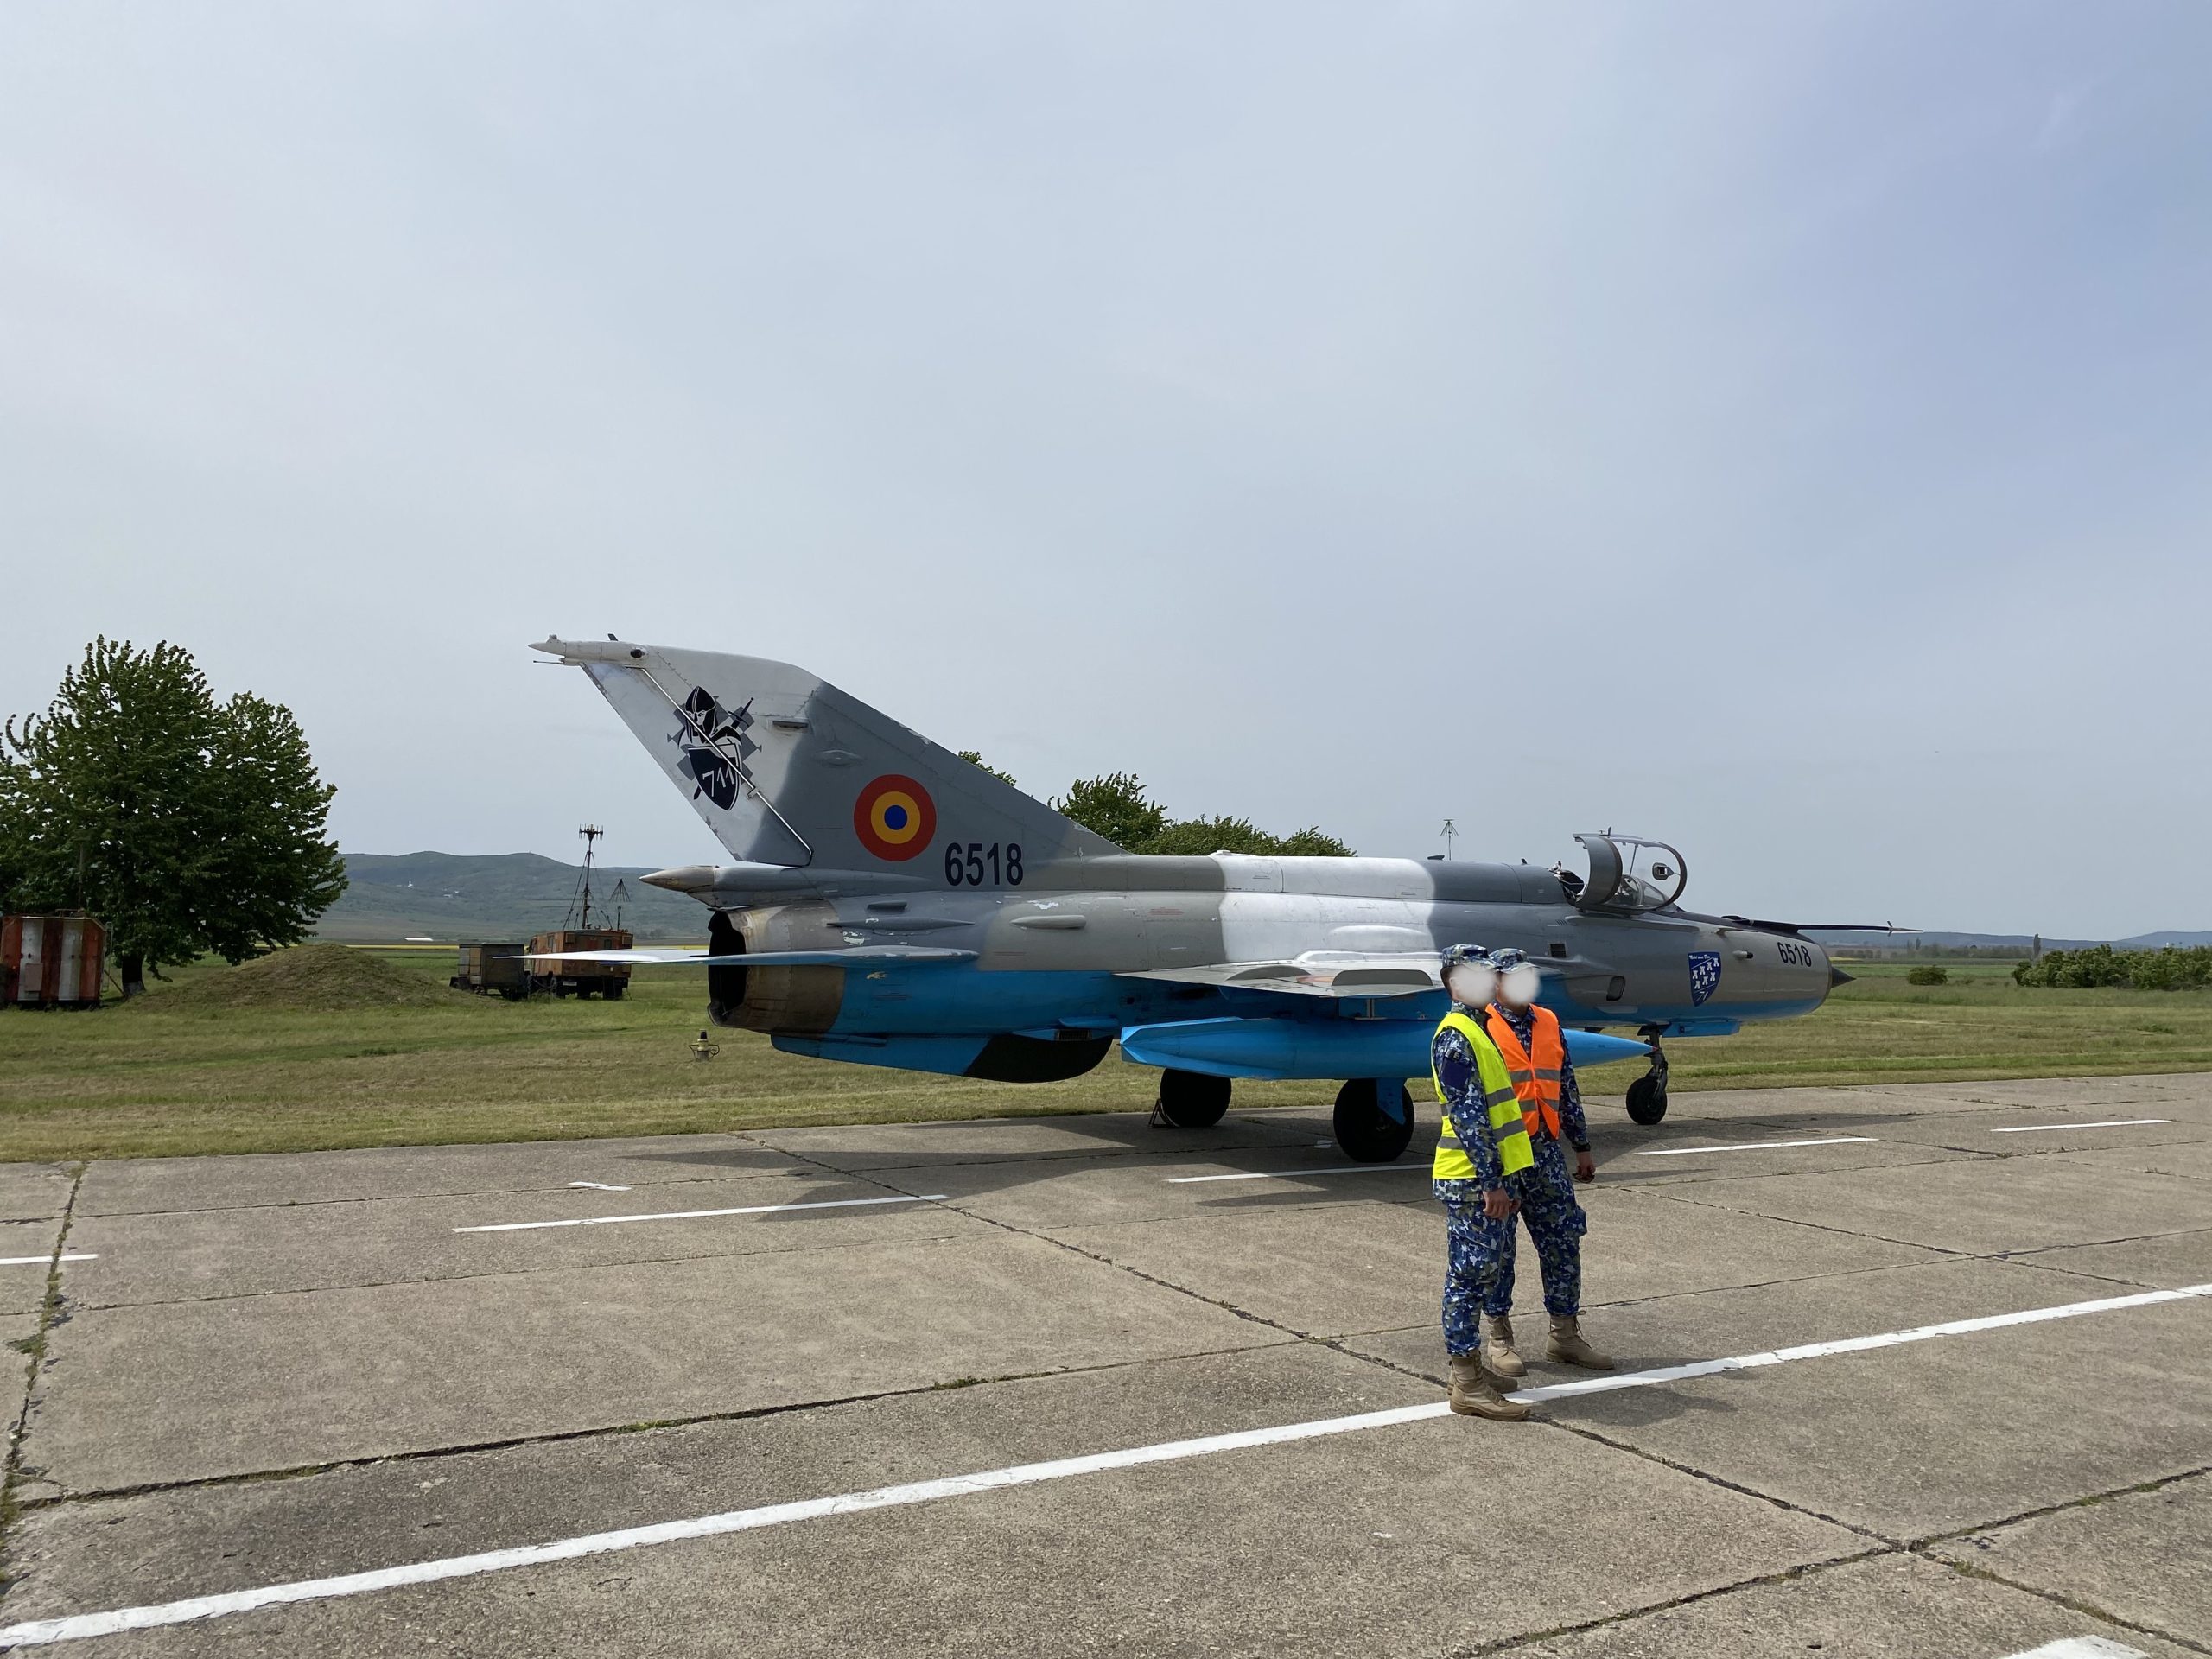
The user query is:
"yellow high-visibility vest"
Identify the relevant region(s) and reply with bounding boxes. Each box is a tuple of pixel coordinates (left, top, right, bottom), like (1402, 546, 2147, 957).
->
(1432, 1008, 1535, 1182)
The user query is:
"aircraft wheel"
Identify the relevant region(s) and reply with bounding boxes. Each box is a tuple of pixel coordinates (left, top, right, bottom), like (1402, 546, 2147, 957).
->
(1156, 1069, 1230, 1128)
(1625, 1076, 1669, 1125)
(1334, 1079, 1415, 1164)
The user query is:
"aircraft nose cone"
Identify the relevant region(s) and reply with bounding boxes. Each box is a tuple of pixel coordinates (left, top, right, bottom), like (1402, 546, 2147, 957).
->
(1829, 965, 1854, 988)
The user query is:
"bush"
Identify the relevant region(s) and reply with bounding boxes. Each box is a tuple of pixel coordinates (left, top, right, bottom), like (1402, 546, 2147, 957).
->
(1906, 964, 1948, 986)
(2012, 945, 2212, 990)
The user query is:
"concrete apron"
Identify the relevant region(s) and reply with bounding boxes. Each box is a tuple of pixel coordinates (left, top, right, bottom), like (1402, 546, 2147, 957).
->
(3, 1072, 2209, 1656)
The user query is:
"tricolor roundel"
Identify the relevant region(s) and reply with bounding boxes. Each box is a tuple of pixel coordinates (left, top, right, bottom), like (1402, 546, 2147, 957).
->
(854, 774, 937, 861)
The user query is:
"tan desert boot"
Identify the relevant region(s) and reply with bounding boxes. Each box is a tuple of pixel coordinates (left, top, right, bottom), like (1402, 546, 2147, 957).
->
(1481, 1314, 1528, 1379)
(1545, 1314, 1615, 1370)
(1448, 1352, 1529, 1421)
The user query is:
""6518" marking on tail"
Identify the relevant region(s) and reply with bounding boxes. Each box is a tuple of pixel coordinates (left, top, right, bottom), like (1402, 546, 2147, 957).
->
(944, 842, 1023, 887)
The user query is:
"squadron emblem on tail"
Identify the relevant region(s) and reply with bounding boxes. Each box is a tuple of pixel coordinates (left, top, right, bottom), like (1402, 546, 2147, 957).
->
(670, 685, 755, 810)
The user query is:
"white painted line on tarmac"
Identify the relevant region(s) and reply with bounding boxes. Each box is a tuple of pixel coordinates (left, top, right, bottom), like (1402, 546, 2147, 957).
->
(1166, 1165, 1419, 1184)
(0, 1255, 94, 1267)
(453, 1193, 948, 1234)
(1999, 1638, 2146, 1659)
(10, 1280, 2206, 1649)
(567, 1181, 631, 1192)
(1989, 1119, 2169, 1134)
(1635, 1136, 1876, 1158)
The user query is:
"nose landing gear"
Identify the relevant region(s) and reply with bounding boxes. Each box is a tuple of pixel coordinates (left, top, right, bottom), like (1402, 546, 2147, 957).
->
(1625, 1027, 1670, 1125)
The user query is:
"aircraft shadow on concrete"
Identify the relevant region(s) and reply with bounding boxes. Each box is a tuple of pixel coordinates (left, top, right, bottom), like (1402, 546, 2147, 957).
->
(620, 1109, 1442, 1212)
(613, 1101, 2002, 1215)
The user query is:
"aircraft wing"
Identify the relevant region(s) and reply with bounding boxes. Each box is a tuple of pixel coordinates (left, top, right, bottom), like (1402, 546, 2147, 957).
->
(510, 946, 977, 967)
(1115, 952, 1441, 1000)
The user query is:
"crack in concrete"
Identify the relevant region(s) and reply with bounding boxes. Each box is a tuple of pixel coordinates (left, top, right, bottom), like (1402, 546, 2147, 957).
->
(1935, 1555, 2212, 1657)
(10, 1337, 1292, 1516)
(1456, 1548, 1894, 1656)
(1461, 1452, 2212, 1656)
(761, 1131, 1329, 1346)
(0, 1162, 85, 1593)
(56, 1219, 989, 1315)
(1646, 1184, 1976, 1258)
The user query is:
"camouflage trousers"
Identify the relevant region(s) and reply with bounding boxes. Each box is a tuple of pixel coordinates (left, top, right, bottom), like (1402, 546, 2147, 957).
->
(1439, 1138, 1587, 1353)
(1491, 1135, 1587, 1319)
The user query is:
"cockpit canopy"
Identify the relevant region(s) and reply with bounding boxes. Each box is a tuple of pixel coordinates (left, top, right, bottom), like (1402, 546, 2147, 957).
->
(1562, 832, 1688, 913)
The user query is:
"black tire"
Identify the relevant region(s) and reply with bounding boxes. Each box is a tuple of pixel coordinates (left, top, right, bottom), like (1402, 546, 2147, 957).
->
(1156, 1069, 1231, 1128)
(602, 984, 625, 1001)
(1334, 1079, 1416, 1164)
(1625, 1075, 1669, 1125)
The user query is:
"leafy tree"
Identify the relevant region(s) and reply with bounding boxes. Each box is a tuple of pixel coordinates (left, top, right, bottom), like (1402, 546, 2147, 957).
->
(0, 639, 345, 995)
(957, 749, 1017, 786)
(1053, 772, 1168, 851)
(2014, 944, 2212, 990)
(1275, 825, 1357, 857)
(1048, 771, 1354, 856)
(1141, 814, 1275, 857)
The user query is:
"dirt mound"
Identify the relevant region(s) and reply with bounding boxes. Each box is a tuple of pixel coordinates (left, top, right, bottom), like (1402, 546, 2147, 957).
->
(152, 945, 470, 1012)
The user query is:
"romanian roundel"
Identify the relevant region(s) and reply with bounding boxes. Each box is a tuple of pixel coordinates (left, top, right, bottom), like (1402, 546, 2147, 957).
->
(853, 774, 937, 861)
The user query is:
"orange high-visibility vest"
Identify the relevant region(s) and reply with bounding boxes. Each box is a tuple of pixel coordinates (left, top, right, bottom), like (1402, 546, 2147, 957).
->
(1483, 1003, 1565, 1140)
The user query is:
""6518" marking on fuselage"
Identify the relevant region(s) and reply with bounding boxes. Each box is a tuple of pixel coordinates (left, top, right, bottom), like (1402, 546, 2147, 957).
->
(1776, 939, 1818, 968)
(944, 841, 1024, 887)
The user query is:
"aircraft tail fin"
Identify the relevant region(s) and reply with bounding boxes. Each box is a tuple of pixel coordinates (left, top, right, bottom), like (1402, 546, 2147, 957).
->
(534, 639, 1118, 870)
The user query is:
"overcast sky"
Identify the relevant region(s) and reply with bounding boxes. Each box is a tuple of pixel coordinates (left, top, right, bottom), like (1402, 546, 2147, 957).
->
(5, 3, 2208, 938)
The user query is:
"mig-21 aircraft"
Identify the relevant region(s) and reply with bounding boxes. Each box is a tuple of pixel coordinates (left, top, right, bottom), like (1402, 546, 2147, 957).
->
(531, 638, 1856, 1163)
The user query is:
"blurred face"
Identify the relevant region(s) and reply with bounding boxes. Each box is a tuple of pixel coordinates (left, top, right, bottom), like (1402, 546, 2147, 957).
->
(1446, 963, 1498, 1007)
(1500, 963, 1541, 1007)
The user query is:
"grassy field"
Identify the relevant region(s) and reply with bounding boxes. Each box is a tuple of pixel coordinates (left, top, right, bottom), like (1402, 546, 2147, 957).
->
(0, 950, 2207, 1161)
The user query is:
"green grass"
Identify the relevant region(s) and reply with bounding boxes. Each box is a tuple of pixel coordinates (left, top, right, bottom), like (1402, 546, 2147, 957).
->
(0, 950, 2206, 1161)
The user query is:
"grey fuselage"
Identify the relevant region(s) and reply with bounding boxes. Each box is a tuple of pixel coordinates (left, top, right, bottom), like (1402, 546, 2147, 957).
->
(673, 853, 1833, 1046)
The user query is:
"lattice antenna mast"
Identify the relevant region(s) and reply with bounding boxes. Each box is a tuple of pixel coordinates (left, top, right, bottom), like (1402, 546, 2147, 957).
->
(578, 824, 604, 928)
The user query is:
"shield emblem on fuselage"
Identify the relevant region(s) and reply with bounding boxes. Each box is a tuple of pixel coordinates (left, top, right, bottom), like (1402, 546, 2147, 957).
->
(1688, 950, 1722, 1006)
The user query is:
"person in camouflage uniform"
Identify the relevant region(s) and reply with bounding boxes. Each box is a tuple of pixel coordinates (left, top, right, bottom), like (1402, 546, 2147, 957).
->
(1475, 947, 1612, 1376)
(1430, 943, 1534, 1420)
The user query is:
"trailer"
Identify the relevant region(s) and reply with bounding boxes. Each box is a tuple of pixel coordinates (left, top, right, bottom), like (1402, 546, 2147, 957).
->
(2, 915, 107, 1009)
(523, 823, 636, 1000)
(450, 943, 531, 1001)
(525, 927, 632, 999)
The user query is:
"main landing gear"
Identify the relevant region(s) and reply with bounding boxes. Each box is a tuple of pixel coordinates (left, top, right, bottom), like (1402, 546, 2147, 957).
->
(1150, 1070, 1416, 1164)
(1334, 1078, 1415, 1164)
(1625, 1027, 1670, 1125)
(1154, 1069, 1230, 1129)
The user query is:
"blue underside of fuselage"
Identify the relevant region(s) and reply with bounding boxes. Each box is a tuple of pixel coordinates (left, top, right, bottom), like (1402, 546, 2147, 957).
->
(781, 965, 1822, 1082)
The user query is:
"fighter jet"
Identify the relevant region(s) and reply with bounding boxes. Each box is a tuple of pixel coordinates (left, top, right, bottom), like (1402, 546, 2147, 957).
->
(531, 639, 1856, 1163)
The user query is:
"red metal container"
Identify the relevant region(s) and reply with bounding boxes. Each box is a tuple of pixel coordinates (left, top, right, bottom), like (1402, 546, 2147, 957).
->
(2, 915, 107, 1008)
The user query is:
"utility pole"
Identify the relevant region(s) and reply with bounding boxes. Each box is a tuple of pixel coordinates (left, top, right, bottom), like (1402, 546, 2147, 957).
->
(1440, 818, 1457, 860)
(578, 824, 603, 927)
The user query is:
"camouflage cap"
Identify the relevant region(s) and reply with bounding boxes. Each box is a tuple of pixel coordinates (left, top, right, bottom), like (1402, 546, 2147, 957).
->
(1438, 943, 1491, 973)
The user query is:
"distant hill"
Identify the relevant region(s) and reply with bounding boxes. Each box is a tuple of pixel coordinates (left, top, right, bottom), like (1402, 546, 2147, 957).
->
(319, 854, 2202, 952)
(317, 852, 709, 943)
(1809, 929, 2211, 954)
